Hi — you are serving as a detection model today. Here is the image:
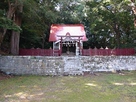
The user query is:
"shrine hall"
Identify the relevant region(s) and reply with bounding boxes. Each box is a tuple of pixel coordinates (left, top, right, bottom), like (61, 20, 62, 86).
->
(49, 24, 87, 56)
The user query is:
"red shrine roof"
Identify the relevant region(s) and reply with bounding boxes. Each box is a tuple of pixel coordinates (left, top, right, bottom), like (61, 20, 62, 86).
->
(49, 24, 88, 42)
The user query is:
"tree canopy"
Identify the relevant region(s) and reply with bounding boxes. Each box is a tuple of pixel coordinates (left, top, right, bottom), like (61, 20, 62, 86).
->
(0, 0, 136, 54)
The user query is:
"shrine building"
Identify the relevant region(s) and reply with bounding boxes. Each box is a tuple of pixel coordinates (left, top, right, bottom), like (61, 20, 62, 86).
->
(49, 24, 87, 56)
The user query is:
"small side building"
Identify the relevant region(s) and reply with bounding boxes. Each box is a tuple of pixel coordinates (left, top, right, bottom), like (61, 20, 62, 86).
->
(49, 24, 87, 56)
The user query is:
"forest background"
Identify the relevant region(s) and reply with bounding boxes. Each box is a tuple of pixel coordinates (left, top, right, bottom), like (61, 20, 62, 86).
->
(0, 0, 136, 55)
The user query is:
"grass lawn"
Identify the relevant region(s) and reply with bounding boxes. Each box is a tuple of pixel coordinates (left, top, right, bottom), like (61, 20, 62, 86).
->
(0, 71, 136, 102)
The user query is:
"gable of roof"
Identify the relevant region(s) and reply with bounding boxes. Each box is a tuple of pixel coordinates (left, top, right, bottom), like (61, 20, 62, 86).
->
(49, 24, 88, 42)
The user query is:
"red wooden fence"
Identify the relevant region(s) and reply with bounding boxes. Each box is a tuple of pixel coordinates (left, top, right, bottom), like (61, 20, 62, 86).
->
(82, 48, 135, 56)
(19, 49, 60, 56)
(19, 48, 135, 56)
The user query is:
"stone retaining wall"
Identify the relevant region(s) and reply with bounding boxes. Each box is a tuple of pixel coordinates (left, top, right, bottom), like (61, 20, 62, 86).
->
(0, 56, 136, 75)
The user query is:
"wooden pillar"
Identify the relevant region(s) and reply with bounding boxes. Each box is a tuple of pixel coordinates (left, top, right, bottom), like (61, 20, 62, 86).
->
(78, 37, 81, 55)
(60, 37, 63, 55)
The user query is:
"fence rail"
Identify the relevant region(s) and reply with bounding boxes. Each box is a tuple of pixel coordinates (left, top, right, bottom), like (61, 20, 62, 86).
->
(19, 49, 60, 56)
(19, 48, 135, 56)
(82, 48, 135, 56)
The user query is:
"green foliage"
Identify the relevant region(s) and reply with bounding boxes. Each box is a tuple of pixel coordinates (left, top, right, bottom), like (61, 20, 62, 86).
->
(0, 17, 21, 32)
(55, 0, 85, 24)
(20, 0, 86, 48)
(20, 0, 58, 48)
(85, 0, 136, 48)
(0, 0, 136, 50)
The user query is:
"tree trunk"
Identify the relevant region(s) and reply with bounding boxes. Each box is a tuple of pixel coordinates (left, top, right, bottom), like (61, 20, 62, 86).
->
(0, 0, 16, 49)
(113, 23, 121, 48)
(116, 31, 121, 48)
(10, 31, 20, 55)
(0, 31, 4, 49)
(10, 0, 23, 55)
(42, 33, 45, 49)
(131, 0, 136, 27)
(10, 13, 22, 55)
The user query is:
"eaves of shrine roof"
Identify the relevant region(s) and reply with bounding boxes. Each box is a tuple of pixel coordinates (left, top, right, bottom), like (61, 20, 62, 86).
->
(49, 24, 88, 42)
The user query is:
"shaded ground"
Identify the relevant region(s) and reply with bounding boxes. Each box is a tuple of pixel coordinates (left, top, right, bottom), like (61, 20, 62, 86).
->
(0, 71, 136, 102)
(0, 70, 13, 80)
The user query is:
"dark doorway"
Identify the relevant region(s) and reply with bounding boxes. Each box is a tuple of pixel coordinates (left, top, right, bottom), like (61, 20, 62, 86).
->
(62, 45, 76, 55)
